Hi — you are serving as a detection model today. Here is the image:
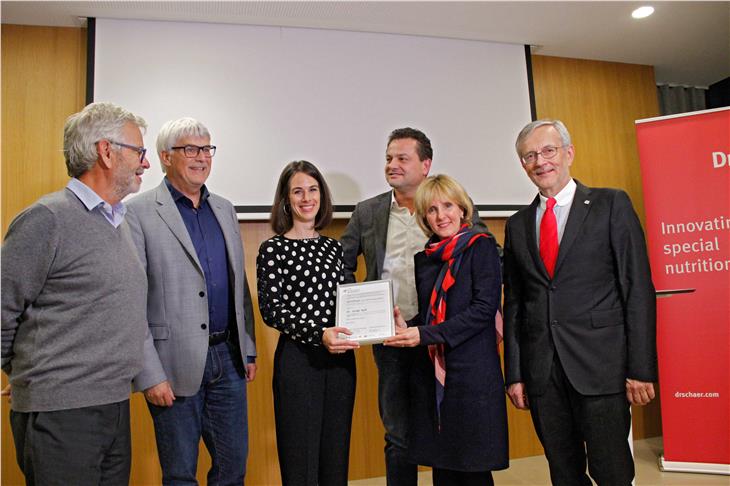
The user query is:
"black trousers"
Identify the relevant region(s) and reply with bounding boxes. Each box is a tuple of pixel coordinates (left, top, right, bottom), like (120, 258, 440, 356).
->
(372, 343, 418, 486)
(273, 336, 356, 486)
(432, 468, 494, 486)
(10, 399, 131, 486)
(529, 357, 634, 486)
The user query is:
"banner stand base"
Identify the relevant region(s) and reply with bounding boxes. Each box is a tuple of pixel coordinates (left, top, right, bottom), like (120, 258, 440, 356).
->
(659, 455, 730, 475)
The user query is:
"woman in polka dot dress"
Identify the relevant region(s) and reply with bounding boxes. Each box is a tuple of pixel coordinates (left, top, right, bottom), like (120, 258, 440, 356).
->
(257, 160, 360, 486)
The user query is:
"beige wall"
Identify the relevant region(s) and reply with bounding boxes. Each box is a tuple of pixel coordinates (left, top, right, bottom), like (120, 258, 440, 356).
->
(1, 25, 661, 485)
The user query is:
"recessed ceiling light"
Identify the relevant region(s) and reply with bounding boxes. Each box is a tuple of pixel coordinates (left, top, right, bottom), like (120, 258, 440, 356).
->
(632, 6, 655, 19)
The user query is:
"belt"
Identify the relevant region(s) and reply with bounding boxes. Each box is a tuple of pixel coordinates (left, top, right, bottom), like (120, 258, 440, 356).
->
(208, 329, 230, 346)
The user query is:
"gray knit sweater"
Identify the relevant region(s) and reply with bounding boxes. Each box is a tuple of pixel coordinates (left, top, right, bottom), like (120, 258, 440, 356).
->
(1, 189, 148, 412)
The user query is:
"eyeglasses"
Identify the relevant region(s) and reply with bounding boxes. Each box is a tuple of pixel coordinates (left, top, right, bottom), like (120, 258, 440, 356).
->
(107, 140, 147, 163)
(171, 145, 217, 158)
(520, 145, 565, 166)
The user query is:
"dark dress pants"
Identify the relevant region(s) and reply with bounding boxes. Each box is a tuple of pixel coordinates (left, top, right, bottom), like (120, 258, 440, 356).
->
(10, 399, 131, 486)
(432, 468, 494, 486)
(373, 343, 419, 486)
(273, 336, 356, 486)
(529, 356, 634, 486)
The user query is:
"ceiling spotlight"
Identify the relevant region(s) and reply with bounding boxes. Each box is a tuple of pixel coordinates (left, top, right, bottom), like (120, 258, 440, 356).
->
(632, 6, 655, 19)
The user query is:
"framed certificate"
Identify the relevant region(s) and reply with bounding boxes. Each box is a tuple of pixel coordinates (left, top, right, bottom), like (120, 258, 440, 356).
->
(336, 280, 395, 344)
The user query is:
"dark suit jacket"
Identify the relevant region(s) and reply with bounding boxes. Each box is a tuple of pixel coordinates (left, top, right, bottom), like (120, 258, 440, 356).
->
(341, 190, 493, 284)
(503, 180, 657, 397)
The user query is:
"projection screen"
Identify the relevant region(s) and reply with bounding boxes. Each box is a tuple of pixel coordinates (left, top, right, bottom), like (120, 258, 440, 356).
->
(94, 18, 535, 218)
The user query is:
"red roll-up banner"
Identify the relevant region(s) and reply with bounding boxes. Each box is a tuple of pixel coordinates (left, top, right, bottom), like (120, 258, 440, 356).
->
(636, 107, 730, 475)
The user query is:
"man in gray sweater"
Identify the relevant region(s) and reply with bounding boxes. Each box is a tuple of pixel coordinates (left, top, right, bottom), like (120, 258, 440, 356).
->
(1, 102, 151, 486)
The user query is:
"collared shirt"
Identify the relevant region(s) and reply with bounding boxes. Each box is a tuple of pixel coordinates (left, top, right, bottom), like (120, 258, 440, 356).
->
(535, 178, 577, 245)
(381, 191, 429, 321)
(67, 178, 126, 227)
(165, 178, 233, 335)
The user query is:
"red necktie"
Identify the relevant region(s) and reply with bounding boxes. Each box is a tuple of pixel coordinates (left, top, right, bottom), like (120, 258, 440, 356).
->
(540, 197, 558, 278)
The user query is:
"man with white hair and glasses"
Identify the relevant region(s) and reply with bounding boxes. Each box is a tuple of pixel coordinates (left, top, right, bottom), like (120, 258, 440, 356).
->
(2, 101, 151, 485)
(503, 119, 657, 485)
(127, 117, 257, 485)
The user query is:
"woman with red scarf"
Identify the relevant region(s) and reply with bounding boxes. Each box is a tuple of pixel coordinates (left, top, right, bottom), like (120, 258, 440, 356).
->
(384, 174, 508, 486)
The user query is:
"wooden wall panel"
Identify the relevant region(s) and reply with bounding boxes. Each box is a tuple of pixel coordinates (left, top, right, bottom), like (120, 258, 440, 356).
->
(531, 55, 660, 225)
(1, 24, 85, 235)
(531, 54, 663, 439)
(1, 24, 86, 486)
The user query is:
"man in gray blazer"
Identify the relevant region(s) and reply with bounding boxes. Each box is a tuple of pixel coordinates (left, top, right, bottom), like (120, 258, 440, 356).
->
(341, 127, 495, 486)
(127, 118, 256, 486)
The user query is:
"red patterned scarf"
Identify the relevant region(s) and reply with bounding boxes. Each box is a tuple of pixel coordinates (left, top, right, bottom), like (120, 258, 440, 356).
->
(424, 224, 487, 416)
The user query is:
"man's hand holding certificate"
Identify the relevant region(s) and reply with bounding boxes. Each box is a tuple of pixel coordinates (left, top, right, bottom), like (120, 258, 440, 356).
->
(336, 280, 396, 344)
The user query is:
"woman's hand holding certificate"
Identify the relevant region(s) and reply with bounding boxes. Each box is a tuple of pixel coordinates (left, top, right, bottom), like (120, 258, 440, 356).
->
(323, 327, 360, 354)
(383, 306, 421, 348)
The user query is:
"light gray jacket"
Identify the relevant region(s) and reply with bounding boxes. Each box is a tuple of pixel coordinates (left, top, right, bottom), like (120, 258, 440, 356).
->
(127, 181, 256, 396)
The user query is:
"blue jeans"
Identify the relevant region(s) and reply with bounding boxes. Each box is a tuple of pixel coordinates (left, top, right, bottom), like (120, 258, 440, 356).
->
(148, 341, 249, 486)
(373, 344, 418, 486)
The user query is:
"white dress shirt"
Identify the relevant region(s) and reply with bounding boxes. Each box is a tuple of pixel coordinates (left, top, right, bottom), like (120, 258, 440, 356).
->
(381, 192, 429, 321)
(535, 178, 577, 245)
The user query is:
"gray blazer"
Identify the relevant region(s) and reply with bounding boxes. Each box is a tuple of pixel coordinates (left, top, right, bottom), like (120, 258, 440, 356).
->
(127, 181, 256, 396)
(341, 190, 495, 284)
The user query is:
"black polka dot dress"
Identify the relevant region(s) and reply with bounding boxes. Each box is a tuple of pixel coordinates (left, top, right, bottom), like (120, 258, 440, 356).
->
(256, 234, 356, 485)
(257, 235, 343, 344)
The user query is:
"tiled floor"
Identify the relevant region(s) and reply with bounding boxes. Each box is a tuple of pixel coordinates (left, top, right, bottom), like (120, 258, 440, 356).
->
(349, 437, 730, 485)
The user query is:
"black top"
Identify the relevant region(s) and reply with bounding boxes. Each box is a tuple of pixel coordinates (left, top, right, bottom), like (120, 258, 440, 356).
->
(257, 235, 344, 346)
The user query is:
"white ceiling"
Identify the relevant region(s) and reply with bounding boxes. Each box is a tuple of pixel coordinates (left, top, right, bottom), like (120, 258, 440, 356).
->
(2, 1, 728, 87)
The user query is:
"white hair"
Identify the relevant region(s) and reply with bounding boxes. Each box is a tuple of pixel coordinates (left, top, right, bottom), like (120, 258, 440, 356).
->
(515, 119, 572, 157)
(156, 118, 211, 173)
(63, 102, 146, 178)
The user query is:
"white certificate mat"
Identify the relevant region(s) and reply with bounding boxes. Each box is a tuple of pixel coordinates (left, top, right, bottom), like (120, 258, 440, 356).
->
(336, 280, 395, 344)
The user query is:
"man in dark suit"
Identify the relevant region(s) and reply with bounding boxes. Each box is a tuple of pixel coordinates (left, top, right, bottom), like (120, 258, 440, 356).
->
(503, 119, 657, 485)
(341, 127, 492, 486)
